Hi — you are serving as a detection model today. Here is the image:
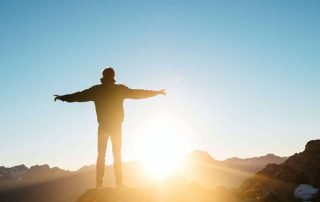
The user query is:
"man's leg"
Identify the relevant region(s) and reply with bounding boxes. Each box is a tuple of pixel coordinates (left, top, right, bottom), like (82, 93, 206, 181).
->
(96, 124, 109, 188)
(110, 123, 123, 187)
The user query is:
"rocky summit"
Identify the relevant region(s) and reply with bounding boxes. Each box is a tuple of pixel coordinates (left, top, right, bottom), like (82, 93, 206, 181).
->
(75, 183, 240, 202)
(240, 139, 320, 202)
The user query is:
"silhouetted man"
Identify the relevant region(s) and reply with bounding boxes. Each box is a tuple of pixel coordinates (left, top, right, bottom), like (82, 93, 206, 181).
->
(54, 67, 166, 188)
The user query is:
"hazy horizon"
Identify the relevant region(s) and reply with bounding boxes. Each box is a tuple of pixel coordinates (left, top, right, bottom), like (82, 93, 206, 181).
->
(1, 1, 319, 170)
(3, 148, 289, 172)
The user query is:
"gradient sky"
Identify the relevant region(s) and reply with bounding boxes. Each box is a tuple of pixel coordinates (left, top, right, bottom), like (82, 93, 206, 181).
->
(1, 1, 319, 170)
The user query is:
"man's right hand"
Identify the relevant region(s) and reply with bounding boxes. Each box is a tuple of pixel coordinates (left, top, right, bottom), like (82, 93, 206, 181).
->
(54, 95, 62, 102)
(158, 89, 166, 96)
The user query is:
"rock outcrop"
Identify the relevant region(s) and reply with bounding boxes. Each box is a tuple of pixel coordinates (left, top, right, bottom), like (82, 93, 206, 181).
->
(240, 139, 320, 201)
(75, 183, 240, 202)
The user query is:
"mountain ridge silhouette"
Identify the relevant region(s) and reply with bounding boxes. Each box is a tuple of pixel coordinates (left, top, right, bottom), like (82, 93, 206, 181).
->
(0, 150, 287, 202)
(0, 150, 287, 185)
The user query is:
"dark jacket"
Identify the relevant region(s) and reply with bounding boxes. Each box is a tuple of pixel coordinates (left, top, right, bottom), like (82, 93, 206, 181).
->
(60, 83, 159, 124)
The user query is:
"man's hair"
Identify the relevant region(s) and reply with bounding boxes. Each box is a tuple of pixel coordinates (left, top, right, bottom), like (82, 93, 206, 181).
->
(101, 67, 115, 84)
(102, 67, 115, 78)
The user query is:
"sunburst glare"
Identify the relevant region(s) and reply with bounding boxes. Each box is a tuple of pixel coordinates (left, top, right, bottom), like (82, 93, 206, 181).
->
(137, 112, 191, 180)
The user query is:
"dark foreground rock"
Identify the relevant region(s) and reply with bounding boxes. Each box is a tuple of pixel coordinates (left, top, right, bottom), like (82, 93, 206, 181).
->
(240, 140, 320, 202)
(75, 188, 146, 202)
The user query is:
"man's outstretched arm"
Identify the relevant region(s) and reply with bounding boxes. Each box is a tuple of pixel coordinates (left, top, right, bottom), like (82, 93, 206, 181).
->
(125, 87, 166, 99)
(54, 87, 94, 102)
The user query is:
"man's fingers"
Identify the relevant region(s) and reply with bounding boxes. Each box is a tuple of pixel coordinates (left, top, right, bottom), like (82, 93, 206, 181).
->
(159, 89, 166, 96)
(54, 95, 61, 102)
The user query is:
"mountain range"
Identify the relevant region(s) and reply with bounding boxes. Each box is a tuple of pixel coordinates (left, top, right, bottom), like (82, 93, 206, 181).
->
(0, 151, 287, 202)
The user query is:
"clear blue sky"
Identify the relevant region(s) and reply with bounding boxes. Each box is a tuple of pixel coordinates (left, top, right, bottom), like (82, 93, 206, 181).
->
(1, 0, 319, 170)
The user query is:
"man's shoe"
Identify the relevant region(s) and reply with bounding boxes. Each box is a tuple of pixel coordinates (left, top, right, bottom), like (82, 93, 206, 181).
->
(96, 181, 103, 189)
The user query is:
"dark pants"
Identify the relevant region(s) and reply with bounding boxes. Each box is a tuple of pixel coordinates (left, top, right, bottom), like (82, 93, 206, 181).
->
(96, 122, 122, 187)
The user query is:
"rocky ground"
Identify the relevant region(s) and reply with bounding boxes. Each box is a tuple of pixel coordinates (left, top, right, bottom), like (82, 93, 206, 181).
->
(75, 184, 241, 202)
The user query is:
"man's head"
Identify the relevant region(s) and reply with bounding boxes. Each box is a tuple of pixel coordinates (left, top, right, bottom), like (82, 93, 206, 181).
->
(101, 67, 115, 84)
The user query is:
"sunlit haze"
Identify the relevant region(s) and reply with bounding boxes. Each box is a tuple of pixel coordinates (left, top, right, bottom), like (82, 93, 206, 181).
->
(138, 112, 191, 180)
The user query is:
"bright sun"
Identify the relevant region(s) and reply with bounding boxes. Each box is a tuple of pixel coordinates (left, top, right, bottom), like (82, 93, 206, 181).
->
(137, 113, 191, 180)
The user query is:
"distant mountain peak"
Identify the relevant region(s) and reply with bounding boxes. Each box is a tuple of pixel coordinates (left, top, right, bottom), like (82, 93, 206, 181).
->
(265, 153, 277, 157)
(226, 153, 282, 160)
(187, 150, 216, 163)
(0, 164, 68, 182)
